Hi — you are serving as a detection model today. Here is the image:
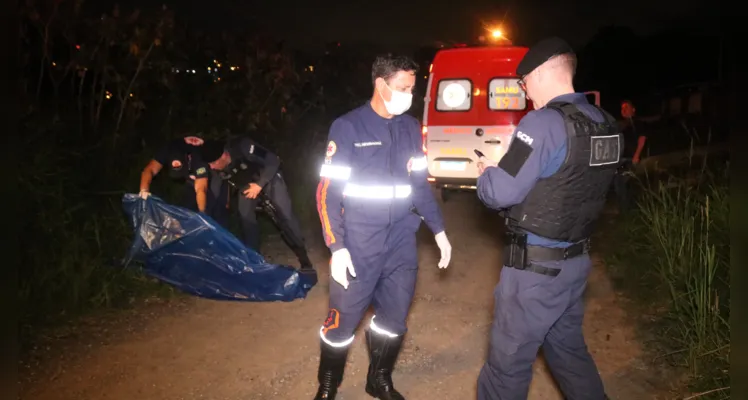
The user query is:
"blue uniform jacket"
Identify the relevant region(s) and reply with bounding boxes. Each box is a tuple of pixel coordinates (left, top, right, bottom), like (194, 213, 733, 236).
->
(316, 103, 445, 253)
(477, 93, 605, 248)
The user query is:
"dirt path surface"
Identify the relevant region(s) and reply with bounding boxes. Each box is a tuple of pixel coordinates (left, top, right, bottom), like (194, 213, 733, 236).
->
(20, 191, 670, 400)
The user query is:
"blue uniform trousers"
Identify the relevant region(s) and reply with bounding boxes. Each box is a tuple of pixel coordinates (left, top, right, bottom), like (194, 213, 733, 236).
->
(477, 255, 606, 400)
(212, 172, 303, 251)
(322, 219, 419, 343)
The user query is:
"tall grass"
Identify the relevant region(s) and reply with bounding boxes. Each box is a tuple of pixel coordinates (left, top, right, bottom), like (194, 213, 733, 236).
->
(604, 155, 730, 399)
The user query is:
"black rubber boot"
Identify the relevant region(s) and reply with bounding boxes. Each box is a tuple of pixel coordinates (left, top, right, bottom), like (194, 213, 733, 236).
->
(365, 330, 406, 400)
(292, 245, 317, 285)
(293, 244, 314, 271)
(313, 339, 350, 400)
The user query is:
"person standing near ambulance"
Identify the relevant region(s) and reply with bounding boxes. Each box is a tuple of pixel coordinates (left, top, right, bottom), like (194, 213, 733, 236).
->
(312, 54, 452, 400)
(475, 37, 618, 400)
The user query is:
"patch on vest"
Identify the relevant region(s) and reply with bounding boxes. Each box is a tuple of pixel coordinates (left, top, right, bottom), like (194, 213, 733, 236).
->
(183, 136, 204, 146)
(326, 141, 337, 157)
(589, 135, 620, 166)
(498, 138, 533, 177)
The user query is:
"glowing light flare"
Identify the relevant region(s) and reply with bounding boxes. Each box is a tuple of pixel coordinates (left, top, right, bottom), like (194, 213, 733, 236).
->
(491, 29, 502, 38)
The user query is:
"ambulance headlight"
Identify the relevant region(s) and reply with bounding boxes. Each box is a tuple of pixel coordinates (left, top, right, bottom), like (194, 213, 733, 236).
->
(442, 83, 467, 108)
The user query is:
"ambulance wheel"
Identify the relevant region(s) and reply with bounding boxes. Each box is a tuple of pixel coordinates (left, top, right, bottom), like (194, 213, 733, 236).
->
(440, 187, 451, 202)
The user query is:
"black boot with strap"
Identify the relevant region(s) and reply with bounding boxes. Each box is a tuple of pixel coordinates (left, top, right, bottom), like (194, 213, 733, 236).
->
(313, 339, 350, 400)
(364, 330, 406, 400)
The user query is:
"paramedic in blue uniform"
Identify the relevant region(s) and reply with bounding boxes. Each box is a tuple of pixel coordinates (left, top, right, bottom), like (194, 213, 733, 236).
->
(475, 37, 620, 400)
(203, 137, 314, 271)
(139, 136, 218, 216)
(312, 54, 452, 400)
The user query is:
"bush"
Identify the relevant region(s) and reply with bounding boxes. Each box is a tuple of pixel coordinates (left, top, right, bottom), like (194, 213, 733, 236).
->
(603, 155, 730, 398)
(17, 1, 380, 348)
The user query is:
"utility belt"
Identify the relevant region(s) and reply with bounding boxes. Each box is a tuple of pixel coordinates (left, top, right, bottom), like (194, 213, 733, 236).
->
(503, 230, 591, 277)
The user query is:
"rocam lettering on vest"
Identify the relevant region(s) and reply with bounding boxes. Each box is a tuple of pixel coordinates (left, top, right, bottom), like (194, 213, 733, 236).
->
(516, 131, 534, 146)
(589, 135, 621, 166)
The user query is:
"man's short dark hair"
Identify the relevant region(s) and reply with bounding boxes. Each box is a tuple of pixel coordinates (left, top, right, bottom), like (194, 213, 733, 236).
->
(371, 54, 419, 85)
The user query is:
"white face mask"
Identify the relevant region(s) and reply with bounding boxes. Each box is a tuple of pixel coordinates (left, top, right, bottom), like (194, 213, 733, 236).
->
(379, 82, 413, 115)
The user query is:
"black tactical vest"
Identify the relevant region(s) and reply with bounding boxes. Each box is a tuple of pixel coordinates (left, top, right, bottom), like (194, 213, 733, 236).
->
(507, 102, 622, 242)
(219, 139, 263, 188)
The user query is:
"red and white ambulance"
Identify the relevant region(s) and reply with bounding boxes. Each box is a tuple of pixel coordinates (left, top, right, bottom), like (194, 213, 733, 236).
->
(421, 45, 599, 200)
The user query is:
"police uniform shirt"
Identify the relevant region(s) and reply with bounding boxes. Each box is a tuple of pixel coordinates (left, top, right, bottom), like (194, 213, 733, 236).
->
(476, 93, 608, 248)
(153, 139, 210, 181)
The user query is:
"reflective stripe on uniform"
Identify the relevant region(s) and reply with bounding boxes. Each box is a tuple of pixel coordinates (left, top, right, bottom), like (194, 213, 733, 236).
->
(319, 164, 352, 180)
(369, 315, 399, 338)
(316, 178, 337, 245)
(319, 327, 355, 347)
(410, 156, 428, 171)
(343, 183, 412, 199)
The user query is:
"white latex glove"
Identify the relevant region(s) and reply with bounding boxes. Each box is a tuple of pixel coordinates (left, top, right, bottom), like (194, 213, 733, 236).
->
(139, 190, 150, 199)
(330, 248, 356, 289)
(434, 231, 452, 269)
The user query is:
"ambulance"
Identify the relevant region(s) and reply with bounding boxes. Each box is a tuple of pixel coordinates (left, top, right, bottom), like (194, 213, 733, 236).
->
(421, 45, 599, 200)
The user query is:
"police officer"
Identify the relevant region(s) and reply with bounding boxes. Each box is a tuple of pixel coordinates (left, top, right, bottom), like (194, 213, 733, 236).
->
(475, 38, 618, 400)
(614, 99, 648, 211)
(312, 54, 452, 400)
(139, 136, 220, 216)
(202, 136, 315, 271)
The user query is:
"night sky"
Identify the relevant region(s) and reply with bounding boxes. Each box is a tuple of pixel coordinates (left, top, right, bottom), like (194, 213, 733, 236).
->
(117, 0, 717, 50)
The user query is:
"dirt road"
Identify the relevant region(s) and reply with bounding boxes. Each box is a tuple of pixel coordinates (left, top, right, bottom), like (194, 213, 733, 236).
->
(20, 191, 669, 400)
